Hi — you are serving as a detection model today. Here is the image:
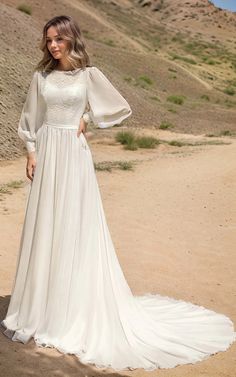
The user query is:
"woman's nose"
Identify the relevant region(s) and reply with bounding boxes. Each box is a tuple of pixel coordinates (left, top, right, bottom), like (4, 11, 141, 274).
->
(51, 40, 57, 47)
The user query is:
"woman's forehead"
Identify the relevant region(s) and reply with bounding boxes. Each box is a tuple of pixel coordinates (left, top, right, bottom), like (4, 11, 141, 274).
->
(46, 25, 59, 37)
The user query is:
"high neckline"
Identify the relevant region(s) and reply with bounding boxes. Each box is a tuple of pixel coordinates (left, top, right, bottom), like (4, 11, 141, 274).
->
(53, 67, 82, 74)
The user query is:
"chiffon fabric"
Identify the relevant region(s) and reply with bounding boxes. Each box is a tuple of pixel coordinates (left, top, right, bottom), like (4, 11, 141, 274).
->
(1, 66, 236, 371)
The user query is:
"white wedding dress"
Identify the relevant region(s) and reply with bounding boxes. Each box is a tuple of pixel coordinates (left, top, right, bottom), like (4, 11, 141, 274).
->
(1, 66, 236, 371)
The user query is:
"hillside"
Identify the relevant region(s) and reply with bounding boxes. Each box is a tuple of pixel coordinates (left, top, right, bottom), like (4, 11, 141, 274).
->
(0, 0, 236, 159)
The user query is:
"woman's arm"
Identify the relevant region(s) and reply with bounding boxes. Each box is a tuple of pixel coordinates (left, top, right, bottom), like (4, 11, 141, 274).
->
(84, 66, 132, 129)
(18, 70, 45, 180)
(26, 152, 36, 181)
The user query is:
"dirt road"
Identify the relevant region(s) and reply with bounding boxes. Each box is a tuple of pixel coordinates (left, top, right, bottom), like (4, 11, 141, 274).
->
(0, 130, 235, 376)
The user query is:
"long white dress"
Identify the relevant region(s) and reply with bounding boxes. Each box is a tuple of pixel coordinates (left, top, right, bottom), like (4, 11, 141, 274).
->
(1, 66, 236, 371)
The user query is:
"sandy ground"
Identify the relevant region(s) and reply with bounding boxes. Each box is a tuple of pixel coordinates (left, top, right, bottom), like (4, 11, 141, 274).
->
(0, 130, 236, 377)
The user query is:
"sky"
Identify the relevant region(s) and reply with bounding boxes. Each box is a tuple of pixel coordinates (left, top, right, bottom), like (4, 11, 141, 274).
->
(211, 0, 236, 12)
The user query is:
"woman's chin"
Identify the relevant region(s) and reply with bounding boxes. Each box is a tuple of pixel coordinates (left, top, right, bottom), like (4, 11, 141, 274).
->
(51, 53, 62, 59)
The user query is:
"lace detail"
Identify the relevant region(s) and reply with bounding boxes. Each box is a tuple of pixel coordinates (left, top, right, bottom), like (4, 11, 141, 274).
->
(47, 69, 84, 87)
(17, 66, 132, 153)
(42, 70, 87, 125)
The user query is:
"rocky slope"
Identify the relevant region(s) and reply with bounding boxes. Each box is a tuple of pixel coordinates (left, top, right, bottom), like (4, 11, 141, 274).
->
(0, 0, 235, 159)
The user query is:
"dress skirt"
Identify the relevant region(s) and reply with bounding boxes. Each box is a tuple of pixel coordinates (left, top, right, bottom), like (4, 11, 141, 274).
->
(1, 122, 236, 371)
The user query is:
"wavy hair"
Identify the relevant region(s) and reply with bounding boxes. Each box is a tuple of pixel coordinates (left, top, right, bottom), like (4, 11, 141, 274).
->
(35, 15, 91, 73)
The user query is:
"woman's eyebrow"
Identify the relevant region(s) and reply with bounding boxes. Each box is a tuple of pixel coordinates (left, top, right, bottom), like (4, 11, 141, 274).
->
(46, 34, 60, 39)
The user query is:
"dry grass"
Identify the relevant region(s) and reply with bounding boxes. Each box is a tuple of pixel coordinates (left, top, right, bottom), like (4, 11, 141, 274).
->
(0, 179, 25, 195)
(94, 160, 135, 172)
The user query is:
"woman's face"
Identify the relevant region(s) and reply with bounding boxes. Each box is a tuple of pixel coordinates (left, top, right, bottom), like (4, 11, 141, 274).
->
(46, 26, 68, 60)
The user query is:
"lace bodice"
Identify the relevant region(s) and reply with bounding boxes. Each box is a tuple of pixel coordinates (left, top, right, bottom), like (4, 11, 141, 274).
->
(43, 69, 87, 126)
(18, 66, 132, 152)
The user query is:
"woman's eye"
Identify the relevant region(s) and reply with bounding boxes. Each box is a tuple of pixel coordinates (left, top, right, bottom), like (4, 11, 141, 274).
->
(46, 38, 63, 43)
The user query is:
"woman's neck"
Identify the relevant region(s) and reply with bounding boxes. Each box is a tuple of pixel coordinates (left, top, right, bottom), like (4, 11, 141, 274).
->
(57, 58, 75, 71)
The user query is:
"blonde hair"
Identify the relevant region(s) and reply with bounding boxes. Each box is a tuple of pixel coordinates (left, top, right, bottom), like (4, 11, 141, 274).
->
(35, 15, 91, 73)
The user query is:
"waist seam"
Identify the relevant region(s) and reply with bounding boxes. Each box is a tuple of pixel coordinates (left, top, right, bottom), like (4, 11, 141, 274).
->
(43, 121, 79, 129)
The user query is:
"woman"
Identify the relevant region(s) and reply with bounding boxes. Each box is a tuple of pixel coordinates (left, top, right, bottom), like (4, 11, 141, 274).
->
(1, 15, 236, 371)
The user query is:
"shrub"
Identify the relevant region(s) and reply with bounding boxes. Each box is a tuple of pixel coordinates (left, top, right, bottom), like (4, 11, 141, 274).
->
(201, 94, 210, 101)
(124, 76, 132, 83)
(167, 107, 177, 113)
(118, 161, 133, 170)
(115, 131, 159, 150)
(124, 141, 138, 150)
(138, 76, 152, 85)
(168, 140, 185, 147)
(171, 54, 197, 65)
(137, 75, 153, 86)
(17, 4, 32, 15)
(94, 160, 134, 172)
(0, 179, 25, 194)
(94, 162, 112, 172)
(219, 130, 232, 136)
(115, 131, 136, 145)
(167, 95, 185, 105)
(206, 59, 217, 65)
(228, 79, 236, 87)
(136, 136, 160, 148)
(224, 87, 235, 96)
(159, 121, 174, 129)
(224, 99, 236, 108)
(168, 67, 177, 73)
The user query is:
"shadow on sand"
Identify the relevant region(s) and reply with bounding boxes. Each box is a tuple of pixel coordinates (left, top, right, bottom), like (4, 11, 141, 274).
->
(0, 295, 129, 377)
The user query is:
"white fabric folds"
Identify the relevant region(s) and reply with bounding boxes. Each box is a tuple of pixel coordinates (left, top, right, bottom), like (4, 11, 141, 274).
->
(17, 66, 132, 153)
(85, 67, 132, 128)
(18, 71, 46, 153)
(1, 66, 236, 372)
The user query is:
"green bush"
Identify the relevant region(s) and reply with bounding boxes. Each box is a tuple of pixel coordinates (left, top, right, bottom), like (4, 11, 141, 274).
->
(224, 87, 235, 96)
(94, 162, 112, 172)
(168, 140, 185, 147)
(136, 136, 160, 149)
(115, 131, 136, 145)
(124, 141, 138, 150)
(0, 179, 25, 195)
(167, 95, 185, 105)
(206, 59, 217, 65)
(159, 121, 174, 129)
(115, 131, 159, 150)
(168, 67, 177, 73)
(94, 160, 134, 172)
(138, 75, 153, 85)
(118, 161, 133, 170)
(171, 54, 197, 65)
(17, 4, 32, 15)
(167, 107, 177, 113)
(219, 130, 232, 136)
(124, 76, 132, 83)
(201, 94, 210, 101)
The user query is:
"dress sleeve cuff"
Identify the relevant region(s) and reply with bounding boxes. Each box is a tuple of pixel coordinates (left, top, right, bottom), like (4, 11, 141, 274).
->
(26, 141, 36, 153)
(82, 112, 91, 124)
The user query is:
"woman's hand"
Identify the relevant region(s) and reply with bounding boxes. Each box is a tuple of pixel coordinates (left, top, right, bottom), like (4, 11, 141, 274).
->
(77, 117, 87, 138)
(26, 152, 36, 181)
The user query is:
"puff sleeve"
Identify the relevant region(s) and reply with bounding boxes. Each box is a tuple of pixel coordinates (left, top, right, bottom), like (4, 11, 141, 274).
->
(18, 71, 46, 153)
(83, 66, 132, 128)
